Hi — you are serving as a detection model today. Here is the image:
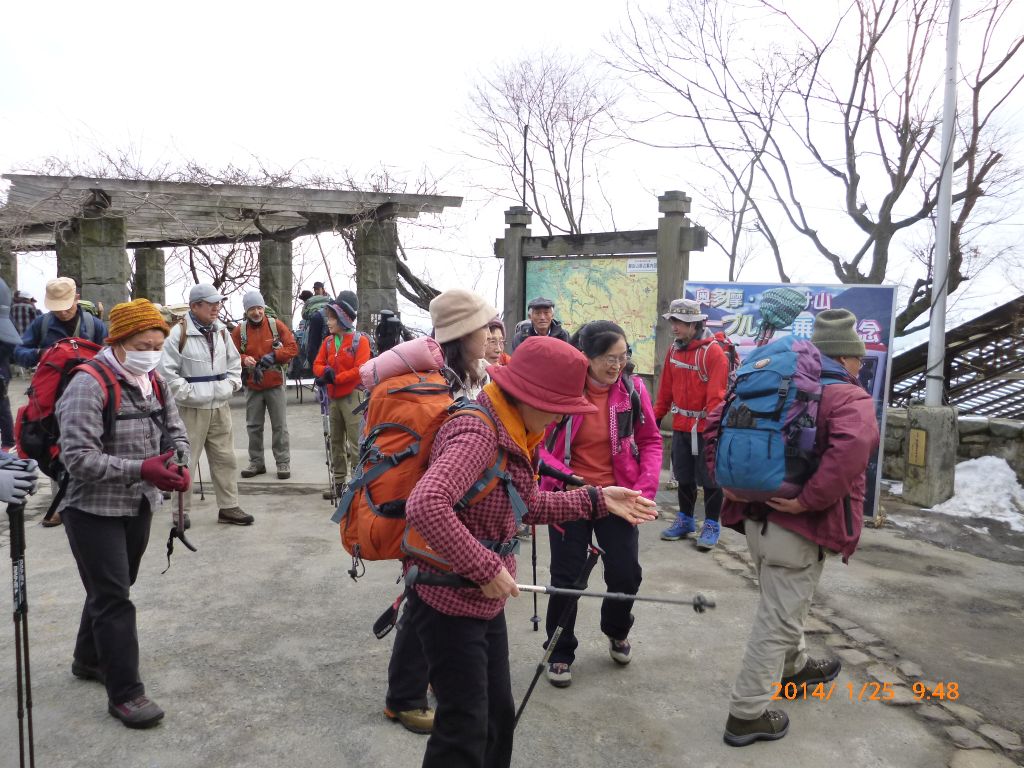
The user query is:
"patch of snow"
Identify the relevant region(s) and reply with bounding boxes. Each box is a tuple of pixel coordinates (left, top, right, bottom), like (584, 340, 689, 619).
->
(928, 456, 1024, 533)
(886, 481, 903, 496)
(964, 525, 990, 536)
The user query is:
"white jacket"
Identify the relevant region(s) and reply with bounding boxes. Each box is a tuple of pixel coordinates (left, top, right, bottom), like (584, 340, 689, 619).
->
(159, 313, 242, 409)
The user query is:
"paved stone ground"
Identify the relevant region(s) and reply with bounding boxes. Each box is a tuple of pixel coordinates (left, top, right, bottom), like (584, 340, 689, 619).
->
(1, 389, 1021, 767)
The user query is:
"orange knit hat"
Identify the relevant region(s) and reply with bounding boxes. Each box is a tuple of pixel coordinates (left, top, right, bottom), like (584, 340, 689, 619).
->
(105, 299, 171, 345)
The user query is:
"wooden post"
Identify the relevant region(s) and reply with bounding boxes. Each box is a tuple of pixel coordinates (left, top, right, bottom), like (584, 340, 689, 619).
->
(259, 239, 294, 323)
(354, 218, 399, 334)
(132, 247, 166, 304)
(495, 206, 532, 347)
(655, 191, 706, 393)
(56, 217, 130, 318)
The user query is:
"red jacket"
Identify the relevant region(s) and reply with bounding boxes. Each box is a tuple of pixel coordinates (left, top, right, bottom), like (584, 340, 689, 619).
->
(406, 391, 608, 620)
(654, 335, 728, 433)
(230, 317, 298, 391)
(705, 371, 879, 563)
(312, 332, 371, 399)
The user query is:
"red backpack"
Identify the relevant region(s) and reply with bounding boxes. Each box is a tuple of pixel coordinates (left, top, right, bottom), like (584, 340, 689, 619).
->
(15, 338, 164, 518)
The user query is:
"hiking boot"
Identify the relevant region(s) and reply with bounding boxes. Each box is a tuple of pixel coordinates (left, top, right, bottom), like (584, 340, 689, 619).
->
(608, 637, 632, 665)
(108, 695, 165, 729)
(666, 477, 679, 490)
(384, 706, 434, 735)
(71, 659, 105, 684)
(240, 464, 266, 478)
(322, 484, 343, 500)
(276, 464, 291, 480)
(695, 519, 721, 551)
(660, 512, 696, 541)
(41, 510, 62, 528)
(546, 662, 572, 688)
(218, 507, 254, 526)
(781, 656, 842, 687)
(515, 523, 532, 541)
(723, 709, 789, 747)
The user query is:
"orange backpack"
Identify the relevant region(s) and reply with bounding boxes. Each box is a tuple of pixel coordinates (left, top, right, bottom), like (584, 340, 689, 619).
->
(332, 370, 527, 579)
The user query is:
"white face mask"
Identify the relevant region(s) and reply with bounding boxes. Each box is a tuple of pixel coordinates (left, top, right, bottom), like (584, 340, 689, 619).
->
(121, 349, 162, 375)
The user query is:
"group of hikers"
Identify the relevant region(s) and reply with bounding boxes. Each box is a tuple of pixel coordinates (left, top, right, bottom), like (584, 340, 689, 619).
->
(0, 274, 878, 766)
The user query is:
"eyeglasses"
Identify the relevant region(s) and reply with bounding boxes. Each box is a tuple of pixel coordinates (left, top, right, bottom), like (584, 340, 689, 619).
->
(596, 353, 631, 367)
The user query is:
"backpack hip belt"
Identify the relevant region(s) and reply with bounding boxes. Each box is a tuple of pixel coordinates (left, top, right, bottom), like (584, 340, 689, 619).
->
(670, 405, 706, 456)
(184, 373, 228, 383)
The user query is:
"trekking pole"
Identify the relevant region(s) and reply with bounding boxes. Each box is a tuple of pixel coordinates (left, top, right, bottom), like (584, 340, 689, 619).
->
(514, 541, 603, 728)
(197, 463, 205, 501)
(7, 500, 36, 768)
(317, 385, 336, 505)
(531, 463, 586, 632)
(162, 448, 197, 574)
(405, 566, 715, 611)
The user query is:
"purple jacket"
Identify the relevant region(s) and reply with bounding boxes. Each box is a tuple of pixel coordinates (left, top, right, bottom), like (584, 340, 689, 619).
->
(705, 368, 879, 563)
(538, 374, 662, 500)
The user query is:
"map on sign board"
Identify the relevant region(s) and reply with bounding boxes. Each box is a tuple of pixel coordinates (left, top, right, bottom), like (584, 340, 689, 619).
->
(524, 257, 658, 373)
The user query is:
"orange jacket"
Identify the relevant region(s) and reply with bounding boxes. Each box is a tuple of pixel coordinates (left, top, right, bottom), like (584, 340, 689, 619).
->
(313, 331, 372, 398)
(654, 335, 728, 433)
(230, 317, 298, 391)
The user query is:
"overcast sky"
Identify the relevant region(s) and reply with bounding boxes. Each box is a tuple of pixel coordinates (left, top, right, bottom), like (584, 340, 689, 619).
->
(2, 0, 1021, 341)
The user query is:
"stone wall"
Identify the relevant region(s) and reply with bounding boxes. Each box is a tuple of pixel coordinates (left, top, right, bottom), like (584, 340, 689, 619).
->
(883, 409, 1024, 483)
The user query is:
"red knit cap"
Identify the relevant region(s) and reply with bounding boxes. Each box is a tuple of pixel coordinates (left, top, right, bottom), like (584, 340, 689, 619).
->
(105, 299, 171, 344)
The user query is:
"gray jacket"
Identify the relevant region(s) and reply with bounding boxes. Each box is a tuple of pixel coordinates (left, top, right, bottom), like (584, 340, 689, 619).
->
(57, 351, 191, 517)
(159, 314, 242, 409)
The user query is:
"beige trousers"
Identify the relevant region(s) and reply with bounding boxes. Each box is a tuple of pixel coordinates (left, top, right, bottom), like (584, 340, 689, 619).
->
(179, 403, 239, 512)
(729, 520, 826, 719)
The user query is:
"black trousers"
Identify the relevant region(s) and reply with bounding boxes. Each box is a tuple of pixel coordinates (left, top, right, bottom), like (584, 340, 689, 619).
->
(545, 516, 642, 665)
(672, 430, 722, 522)
(62, 502, 152, 704)
(0, 380, 14, 448)
(412, 592, 515, 768)
(386, 599, 430, 712)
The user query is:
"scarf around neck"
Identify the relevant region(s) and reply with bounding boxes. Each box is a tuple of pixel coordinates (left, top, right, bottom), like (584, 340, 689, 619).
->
(483, 381, 544, 461)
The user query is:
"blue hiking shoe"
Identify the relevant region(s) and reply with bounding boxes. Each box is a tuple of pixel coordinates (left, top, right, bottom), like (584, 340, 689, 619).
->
(661, 513, 696, 541)
(695, 519, 721, 551)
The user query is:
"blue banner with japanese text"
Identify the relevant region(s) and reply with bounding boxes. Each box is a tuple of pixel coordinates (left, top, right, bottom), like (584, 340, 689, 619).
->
(683, 281, 898, 518)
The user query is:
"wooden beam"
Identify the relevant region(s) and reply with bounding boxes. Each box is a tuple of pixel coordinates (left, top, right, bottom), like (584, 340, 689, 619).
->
(520, 230, 658, 258)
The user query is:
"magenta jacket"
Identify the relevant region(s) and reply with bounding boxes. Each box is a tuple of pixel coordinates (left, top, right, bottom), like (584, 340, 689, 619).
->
(538, 374, 662, 500)
(704, 371, 879, 563)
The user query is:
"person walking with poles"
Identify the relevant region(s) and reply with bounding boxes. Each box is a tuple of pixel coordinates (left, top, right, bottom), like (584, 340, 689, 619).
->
(404, 336, 659, 768)
(158, 284, 251, 526)
(57, 299, 191, 728)
(312, 294, 370, 500)
(536, 321, 662, 688)
(654, 298, 729, 550)
(231, 290, 298, 480)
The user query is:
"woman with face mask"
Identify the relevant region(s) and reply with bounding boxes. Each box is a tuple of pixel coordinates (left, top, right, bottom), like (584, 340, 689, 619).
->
(56, 299, 191, 729)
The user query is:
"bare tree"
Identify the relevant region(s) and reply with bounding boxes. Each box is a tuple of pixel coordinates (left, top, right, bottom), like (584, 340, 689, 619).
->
(466, 52, 621, 236)
(614, 0, 1024, 334)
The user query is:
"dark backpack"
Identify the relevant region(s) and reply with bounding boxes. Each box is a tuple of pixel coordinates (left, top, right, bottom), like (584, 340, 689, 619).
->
(713, 335, 845, 501)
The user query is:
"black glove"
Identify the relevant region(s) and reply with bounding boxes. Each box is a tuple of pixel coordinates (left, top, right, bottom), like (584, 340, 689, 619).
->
(320, 368, 336, 384)
(258, 352, 277, 368)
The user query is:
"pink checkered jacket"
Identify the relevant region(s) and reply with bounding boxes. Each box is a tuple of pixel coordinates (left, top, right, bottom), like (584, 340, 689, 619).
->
(405, 390, 608, 620)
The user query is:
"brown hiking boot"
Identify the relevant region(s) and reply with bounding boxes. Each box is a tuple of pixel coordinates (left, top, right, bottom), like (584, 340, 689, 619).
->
(385, 707, 434, 735)
(322, 484, 343, 500)
(240, 464, 266, 478)
(41, 510, 62, 528)
(218, 507, 254, 525)
(723, 710, 789, 747)
(781, 656, 842, 687)
(108, 695, 165, 729)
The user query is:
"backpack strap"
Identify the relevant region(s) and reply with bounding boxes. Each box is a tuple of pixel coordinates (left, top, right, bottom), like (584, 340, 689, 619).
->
(239, 321, 247, 354)
(40, 313, 51, 343)
(177, 323, 188, 354)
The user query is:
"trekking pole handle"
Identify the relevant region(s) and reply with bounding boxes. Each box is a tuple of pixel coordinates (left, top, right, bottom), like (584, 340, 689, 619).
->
(404, 565, 476, 589)
(537, 462, 585, 487)
(7, 502, 26, 561)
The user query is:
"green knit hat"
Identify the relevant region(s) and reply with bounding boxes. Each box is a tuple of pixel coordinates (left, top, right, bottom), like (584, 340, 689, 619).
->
(811, 309, 866, 358)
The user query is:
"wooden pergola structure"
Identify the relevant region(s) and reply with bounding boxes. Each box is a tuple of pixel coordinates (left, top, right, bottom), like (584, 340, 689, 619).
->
(890, 295, 1024, 418)
(0, 174, 462, 325)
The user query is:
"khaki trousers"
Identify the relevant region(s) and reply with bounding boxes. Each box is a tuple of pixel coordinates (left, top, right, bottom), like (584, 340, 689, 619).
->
(245, 384, 290, 468)
(179, 403, 239, 512)
(729, 520, 826, 719)
(329, 391, 362, 485)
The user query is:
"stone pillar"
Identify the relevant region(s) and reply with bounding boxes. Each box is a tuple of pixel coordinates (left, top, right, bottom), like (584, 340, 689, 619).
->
(0, 241, 16, 291)
(354, 218, 399, 334)
(259, 239, 293, 321)
(494, 206, 533, 347)
(56, 217, 130, 318)
(132, 248, 166, 304)
(902, 405, 958, 507)
(655, 191, 707, 393)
